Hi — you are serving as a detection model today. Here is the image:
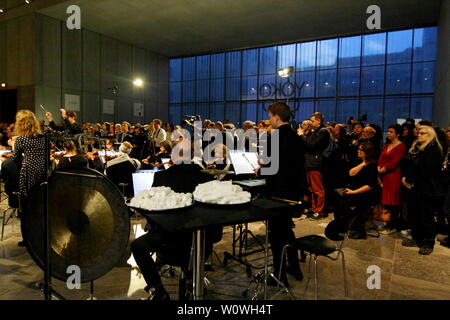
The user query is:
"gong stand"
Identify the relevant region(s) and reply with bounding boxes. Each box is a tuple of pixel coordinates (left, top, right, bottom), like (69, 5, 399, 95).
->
(41, 132, 65, 300)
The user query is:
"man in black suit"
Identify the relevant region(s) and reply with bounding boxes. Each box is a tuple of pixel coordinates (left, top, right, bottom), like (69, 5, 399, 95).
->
(45, 109, 83, 135)
(130, 159, 213, 300)
(258, 102, 306, 286)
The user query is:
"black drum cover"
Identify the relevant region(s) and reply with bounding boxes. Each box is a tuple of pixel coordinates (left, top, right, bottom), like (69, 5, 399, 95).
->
(21, 168, 130, 283)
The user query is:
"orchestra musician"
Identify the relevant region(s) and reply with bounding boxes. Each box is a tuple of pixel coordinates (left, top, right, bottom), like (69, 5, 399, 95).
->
(130, 140, 215, 300)
(148, 119, 167, 153)
(55, 140, 88, 170)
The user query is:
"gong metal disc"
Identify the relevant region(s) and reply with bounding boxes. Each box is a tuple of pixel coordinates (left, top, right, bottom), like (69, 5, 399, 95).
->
(21, 168, 130, 283)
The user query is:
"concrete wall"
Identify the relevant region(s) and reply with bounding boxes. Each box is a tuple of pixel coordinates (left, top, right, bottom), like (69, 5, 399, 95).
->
(34, 14, 169, 124)
(434, 0, 450, 128)
(0, 13, 36, 110)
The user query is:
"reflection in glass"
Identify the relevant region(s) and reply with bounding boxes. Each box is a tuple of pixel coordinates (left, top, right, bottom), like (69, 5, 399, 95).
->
(297, 41, 316, 71)
(337, 99, 359, 124)
(387, 29, 413, 64)
(338, 67, 360, 96)
(317, 39, 338, 69)
(413, 27, 437, 62)
(182, 57, 196, 81)
(361, 66, 385, 95)
(386, 64, 411, 95)
(412, 62, 435, 94)
(316, 70, 337, 97)
(384, 96, 410, 130)
(339, 36, 361, 68)
(362, 33, 386, 66)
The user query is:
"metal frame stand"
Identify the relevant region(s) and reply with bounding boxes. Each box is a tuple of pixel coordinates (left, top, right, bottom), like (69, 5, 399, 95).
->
(40, 132, 65, 300)
(223, 223, 268, 277)
(242, 220, 280, 300)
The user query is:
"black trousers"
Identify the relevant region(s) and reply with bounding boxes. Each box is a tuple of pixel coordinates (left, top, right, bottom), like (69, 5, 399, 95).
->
(269, 217, 301, 280)
(407, 191, 441, 248)
(130, 230, 191, 289)
(333, 192, 372, 234)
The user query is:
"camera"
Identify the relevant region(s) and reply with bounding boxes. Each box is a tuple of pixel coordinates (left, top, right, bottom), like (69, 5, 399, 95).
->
(183, 115, 202, 127)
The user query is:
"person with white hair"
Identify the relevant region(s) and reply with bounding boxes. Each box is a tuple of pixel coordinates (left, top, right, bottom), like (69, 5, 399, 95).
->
(105, 141, 141, 173)
(402, 125, 446, 255)
(105, 141, 142, 198)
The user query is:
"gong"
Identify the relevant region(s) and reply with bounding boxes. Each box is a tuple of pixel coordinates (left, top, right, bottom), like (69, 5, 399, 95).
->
(21, 168, 130, 283)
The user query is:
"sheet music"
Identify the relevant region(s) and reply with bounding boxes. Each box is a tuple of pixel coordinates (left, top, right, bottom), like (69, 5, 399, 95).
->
(132, 171, 155, 196)
(229, 151, 259, 175)
(161, 158, 171, 170)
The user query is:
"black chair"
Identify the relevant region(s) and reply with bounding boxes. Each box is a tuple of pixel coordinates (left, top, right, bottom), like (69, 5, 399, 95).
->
(105, 161, 136, 198)
(277, 216, 357, 300)
(1, 191, 20, 241)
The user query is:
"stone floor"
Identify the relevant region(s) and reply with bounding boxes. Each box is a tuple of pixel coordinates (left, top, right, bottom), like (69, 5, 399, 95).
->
(0, 196, 449, 301)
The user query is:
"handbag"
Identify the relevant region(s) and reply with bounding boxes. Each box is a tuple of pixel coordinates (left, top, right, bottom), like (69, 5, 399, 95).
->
(372, 204, 391, 222)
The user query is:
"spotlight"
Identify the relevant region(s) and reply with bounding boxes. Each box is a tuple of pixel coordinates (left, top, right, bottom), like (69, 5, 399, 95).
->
(25, 0, 32, 4)
(1, 83, 6, 88)
(133, 78, 144, 87)
(0, 8, 5, 13)
(277, 66, 294, 78)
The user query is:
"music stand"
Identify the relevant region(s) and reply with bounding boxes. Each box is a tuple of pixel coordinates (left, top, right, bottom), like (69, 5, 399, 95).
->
(222, 151, 270, 276)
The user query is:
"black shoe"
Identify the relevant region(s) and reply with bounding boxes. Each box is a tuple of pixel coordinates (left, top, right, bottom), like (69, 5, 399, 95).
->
(349, 231, 367, 239)
(402, 238, 418, 247)
(418, 246, 433, 255)
(286, 266, 303, 281)
(18, 241, 25, 247)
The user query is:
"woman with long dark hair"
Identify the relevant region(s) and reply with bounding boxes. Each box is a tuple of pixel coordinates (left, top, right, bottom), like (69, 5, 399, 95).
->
(332, 142, 379, 239)
(378, 124, 406, 234)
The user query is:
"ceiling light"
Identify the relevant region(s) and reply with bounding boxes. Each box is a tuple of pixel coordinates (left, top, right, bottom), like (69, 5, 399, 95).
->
(133, 78, 144, 87)
(0, 8, 5, 13)
(1, 83, 6, 88)
(278, 66, 294, 78)
(25, 0, 32, 4)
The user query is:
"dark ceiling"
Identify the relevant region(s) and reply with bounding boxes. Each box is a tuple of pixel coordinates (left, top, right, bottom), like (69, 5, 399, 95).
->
(37, 0, 443, 58)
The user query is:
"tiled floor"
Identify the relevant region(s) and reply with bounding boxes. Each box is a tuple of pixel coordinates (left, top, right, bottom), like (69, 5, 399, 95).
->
(0, 197, 449, 300)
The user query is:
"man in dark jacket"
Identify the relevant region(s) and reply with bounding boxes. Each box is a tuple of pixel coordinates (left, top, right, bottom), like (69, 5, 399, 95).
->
(258, 102, 306, 286)
(45, 109, 83, 135)
(297, 112, 330, 220)
(130, 160, 214, 300)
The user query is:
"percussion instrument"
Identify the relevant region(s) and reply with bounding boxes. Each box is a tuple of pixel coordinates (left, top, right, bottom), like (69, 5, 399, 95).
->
(21, 167, 130, 283)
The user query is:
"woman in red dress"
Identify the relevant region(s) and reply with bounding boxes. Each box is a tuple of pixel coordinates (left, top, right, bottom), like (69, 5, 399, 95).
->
(378, 124, 406, 234)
